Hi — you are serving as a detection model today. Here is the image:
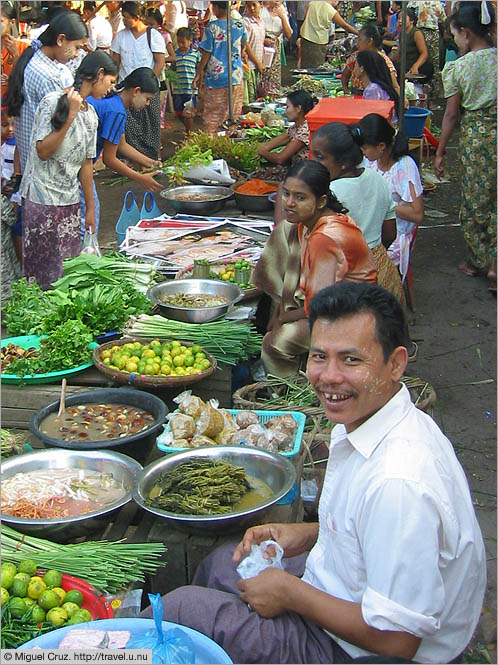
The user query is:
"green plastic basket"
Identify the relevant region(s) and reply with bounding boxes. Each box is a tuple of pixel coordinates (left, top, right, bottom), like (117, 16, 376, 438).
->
(157, 408, 306, 458)
(1, 335, 97, 385)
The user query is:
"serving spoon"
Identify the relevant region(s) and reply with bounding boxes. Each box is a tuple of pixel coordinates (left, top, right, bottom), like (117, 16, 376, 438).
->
(57, 378, 67, 419)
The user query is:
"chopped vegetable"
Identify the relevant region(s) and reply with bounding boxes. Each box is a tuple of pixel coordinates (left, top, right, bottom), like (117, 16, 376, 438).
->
(1, 525, 167, 594)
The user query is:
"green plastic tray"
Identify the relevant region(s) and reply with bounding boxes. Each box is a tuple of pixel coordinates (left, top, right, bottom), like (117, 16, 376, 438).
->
(1, 335, 97, 385)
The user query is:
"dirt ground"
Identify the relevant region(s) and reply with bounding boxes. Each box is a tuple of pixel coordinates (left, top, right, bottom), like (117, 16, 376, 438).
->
(93, 60, 496, 661)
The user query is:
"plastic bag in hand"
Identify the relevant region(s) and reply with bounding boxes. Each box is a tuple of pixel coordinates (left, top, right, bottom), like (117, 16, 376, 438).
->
(236, 539, 284, 579)
(127, 593, 195, 664)
(80, 229, 102, 257)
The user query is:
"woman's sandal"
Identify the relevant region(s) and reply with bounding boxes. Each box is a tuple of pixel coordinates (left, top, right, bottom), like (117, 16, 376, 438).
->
(458, 262, 479, 277)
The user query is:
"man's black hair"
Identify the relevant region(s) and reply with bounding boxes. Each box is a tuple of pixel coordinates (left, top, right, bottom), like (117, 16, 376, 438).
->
(308, 283, 409, 362)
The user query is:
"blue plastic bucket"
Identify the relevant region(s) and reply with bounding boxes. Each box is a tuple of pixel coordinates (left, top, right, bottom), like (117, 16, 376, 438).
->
(404, 107, 431, 138)
(17, 618, 233, 664)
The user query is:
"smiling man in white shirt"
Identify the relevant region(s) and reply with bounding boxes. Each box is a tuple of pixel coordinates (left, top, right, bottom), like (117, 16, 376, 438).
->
(142, 282, 486, 664)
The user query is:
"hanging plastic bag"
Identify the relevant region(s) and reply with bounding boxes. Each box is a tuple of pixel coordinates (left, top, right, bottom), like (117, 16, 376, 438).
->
(184, 159, 235, 184)
(80, 229, 102, 256)
(236, 539, 284, 579)
(126, 593, 195, 664)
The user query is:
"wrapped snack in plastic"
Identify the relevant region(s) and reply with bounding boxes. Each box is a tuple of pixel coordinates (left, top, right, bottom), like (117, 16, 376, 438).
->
(232, 424, 276, 452)
(173, 390, 206, 419)
(235, 410, 260, 429)
(265, 414, 297, 450)
(196, 404, 224, 439)
(169, 413, 196, 440)
(190, 435, 217, 447)
(215, 427, 239, 445)
(174, 438, 190, 448)
(219, 409, 239, 431)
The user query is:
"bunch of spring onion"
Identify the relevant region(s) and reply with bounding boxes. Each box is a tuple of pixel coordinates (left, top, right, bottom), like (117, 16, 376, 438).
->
(123, 314, 263, 365)
(1, 526, 166, 594)
(1, 430, 28, 459)
(53, 253, 158, 294)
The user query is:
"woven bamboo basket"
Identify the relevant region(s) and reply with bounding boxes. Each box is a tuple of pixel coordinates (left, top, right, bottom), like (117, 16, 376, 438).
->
(233, 373, 437, 454)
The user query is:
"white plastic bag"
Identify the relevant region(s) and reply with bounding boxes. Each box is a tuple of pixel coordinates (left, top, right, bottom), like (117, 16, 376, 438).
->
(185, 159, 235, 184)
(236, 539, 284, 579)
(80, 229, 102, 256)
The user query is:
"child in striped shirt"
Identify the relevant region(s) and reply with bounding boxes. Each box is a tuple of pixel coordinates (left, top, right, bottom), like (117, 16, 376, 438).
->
(172, 27, 201, 134)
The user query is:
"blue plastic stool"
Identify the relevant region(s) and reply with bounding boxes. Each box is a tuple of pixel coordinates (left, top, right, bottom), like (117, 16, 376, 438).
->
(140, 191, 162, 220)
(115, 190, 140, 245)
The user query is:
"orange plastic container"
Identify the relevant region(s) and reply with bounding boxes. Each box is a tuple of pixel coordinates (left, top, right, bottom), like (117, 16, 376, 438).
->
(306, 97, 395, 139)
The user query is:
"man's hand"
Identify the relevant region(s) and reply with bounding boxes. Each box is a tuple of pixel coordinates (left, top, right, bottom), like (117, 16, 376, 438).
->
(408, 65, 419, 75)
(237, 567, 292, 617)
(256, 60, 265, 75)
(232, 522, 318, 563)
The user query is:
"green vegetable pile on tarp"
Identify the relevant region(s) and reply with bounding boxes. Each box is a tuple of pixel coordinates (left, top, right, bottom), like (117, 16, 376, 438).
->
(4, 254, 157, 337)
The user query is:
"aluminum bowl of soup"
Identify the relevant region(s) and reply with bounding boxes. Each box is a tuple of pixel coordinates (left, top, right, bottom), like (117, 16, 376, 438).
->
(160, 185, 233, 214)
(30, 388, 168, 465)
(133, 446, 296, 534)
(0, 449, 142, 541)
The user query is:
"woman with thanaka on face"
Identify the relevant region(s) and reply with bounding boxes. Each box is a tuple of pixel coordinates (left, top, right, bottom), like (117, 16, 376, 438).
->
(253, 159, 376, 377)
(342, 22, 399, 96)
(5, 10, 88, 173)
(359, 113, 424, 283)
(311, 122, 405, 306)
(18, 51, 117, 290)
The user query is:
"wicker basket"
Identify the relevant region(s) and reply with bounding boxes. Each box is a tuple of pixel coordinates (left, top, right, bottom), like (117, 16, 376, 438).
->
(93, 337, 217, 389)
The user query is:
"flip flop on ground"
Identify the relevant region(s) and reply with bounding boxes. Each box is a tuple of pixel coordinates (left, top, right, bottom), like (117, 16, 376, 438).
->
(458, 262, 479, 277)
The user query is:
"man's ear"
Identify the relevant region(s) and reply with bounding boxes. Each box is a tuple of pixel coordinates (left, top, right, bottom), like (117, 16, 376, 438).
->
(390, 345, 408, 382)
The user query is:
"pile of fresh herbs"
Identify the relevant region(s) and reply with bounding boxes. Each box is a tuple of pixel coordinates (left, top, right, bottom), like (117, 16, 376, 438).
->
(5, 320, 94, 379)
(4, 255, 157, 337)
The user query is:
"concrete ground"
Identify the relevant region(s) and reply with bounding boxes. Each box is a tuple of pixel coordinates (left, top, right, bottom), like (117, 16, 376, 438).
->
(93, 60, 496, 662)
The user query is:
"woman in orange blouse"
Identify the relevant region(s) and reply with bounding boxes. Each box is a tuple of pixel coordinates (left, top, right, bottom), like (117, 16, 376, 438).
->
(1, 5, 30, 100)
(254, 159, 377, 377)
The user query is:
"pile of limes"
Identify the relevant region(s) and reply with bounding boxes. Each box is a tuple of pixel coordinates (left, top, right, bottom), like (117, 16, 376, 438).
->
(215, 260, 254, 289)
(100, 339, 212, 378)
(1, 560, 91, 628)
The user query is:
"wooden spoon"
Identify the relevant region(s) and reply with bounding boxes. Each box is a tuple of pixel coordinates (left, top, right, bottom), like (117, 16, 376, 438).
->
(57, 378, 67, 419)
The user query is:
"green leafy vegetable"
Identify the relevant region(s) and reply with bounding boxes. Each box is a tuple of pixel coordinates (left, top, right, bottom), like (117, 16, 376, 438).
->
(6, 320, 93, 379)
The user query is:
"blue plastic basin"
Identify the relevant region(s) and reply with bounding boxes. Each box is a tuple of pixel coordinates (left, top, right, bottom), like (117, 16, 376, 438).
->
(18, 618, 232, 664)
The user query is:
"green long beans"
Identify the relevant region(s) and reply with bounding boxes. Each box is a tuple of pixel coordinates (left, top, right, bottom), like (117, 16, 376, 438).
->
(1, 526, 166, 593)
(123, 314, 263, 365)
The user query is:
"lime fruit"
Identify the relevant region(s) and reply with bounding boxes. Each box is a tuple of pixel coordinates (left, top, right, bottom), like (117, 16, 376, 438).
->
(64, 589, 84, 607)
(38, 589, 60, 611)
(14, 572, 31, 586)
(18, 560, 37, 576)
(43, 569, 62, 588)
(46, 607, 68, 627)
(27, 577, 46, 600)
(52, 587, 66, 605)
(1, 567, 15, 590)
(62, 601, 80, 618)
(10, 578, 28, 598)
(71, 608, 91, 622)
(8, 597, 27, 618)
(1, 587, 9, 605)
(23, 597, 36, 609)
(30, 605, 46, 624)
